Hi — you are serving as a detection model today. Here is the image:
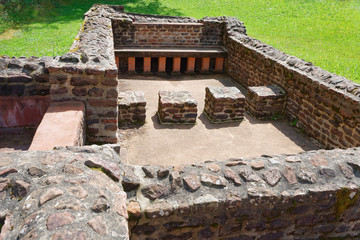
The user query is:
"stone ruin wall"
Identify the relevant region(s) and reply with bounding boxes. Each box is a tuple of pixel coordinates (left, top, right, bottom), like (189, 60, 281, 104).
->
(124, 147, 360, 240)
(1, 5, 360, 239)
(223, 19, 360, 149)
(112, 14, 223, 48)
(0, 57, 51, 128)
(0, 5, 121, 143)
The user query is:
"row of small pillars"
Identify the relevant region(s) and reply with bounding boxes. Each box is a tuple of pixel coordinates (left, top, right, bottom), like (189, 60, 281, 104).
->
(116, 57, 224, 73)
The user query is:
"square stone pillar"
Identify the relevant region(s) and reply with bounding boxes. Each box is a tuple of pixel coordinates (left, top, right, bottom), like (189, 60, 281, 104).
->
(144, 57, 151, 73)
(201, 57, 210, 72)
(246, 85, 286, 119)
(128, 57, 135, 72)
(215, 58, 224, 72)
(158, 90, 198, 124)
(187, 57, 195, 73)
(204, 87, 245, 122)
(173, 57, 181, 73)
(158, 57, 166, 73)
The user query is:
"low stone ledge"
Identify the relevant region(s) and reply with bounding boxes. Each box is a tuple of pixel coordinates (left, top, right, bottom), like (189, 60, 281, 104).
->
(157, 90, 197, 124)
(204, 86, 245, 123)
(118, 91, 146, 124)
(29, 101, 85, 151)
(246, 85, 286, 119)
(125, 147, 360, 239)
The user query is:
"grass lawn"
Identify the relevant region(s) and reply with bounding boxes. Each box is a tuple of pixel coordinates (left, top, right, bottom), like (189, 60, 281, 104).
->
(0, 0, 359, 83)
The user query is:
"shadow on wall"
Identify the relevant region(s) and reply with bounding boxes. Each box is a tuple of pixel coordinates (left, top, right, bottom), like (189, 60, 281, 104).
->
(0, 0, 184, 33)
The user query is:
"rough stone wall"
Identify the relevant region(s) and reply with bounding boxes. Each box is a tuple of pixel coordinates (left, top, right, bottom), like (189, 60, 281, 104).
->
(48, 64, 118, 144)
(223, 18, 360, 149)
(0, 57, 52, 128)
(0, 145, 128, 240)
(123, 148, 360, 240)
(112, 15, 223, 48)
(46, 4, 120, 144)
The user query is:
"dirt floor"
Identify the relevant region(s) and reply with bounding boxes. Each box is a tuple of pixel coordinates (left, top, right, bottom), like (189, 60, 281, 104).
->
(118, 74, 320, 166)
(0, 127, 35, 153)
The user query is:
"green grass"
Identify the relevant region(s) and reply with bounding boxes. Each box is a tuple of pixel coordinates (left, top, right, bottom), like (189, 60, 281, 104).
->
(0, 0, 359, 83)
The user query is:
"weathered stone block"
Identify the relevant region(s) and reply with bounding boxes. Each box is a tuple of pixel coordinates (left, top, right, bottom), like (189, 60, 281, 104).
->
(204, 86, 245, 122)
(118, 91, 146, 124)
(246, 85, 286, 119)
(158, 90, 197, 124)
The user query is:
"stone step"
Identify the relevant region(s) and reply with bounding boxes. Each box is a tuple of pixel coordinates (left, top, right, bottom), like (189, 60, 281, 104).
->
(29, 101, 85, 151)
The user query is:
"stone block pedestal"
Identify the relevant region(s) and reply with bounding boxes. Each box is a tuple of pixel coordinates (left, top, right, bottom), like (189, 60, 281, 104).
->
(118, 91, 146, 124)
(246, 85, 286, 119)
(204, 87, 245, 122)
(158, 90, 197, 124)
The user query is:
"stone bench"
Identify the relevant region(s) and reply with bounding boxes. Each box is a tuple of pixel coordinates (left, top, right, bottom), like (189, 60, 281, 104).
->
(246, 85, 286, 119)
(114, 47, 227, 73)
(204, 86, 245, 122)
(118, 91, 146, 124)
(158, 90, 197, 124)
(29, 101, 85, 151)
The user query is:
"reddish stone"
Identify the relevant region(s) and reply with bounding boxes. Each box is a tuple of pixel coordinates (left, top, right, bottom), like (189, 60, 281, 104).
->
(207, 163, 220, 172)
(183, 174, 201, 192)
(88, 99, 117, 107)
(101, 119, 117, 123)
(200, 173, 227, 188)
(70, 76, 97, 86)
(262, 169, 281, 186)
(141, 183, 168, 200)
(285, 156, 301, 163)
(238, 168, 262, 182)
(310, 155, 328, 166)
(282, 166, 297, 185)
(72, 87, 87, 96)
(63, 164, 84, 174)
(223, 167, 241, 186)
(105, 69, 118, 77)
(39, 187, 64, 205)
(338, 162, 354, 179)
(225, 159, 247, 167)
(0, 168, 17, 177)
(87, 216, 108, 235)
(47, 212, 75, 230)
(84, 157, 122, 181)
(113, 191, 128, 219)
(102, 79, 118, 86)
(250, 161, 265, 170)
(88, 87, 104, 97)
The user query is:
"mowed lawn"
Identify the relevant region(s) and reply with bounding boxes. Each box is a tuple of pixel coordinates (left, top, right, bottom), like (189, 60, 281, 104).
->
(0, 0, 359, 83)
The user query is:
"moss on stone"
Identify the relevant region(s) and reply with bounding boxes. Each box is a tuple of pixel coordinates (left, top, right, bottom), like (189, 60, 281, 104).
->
(335, 188, 360, 220)
(89, 166, 118, 182)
